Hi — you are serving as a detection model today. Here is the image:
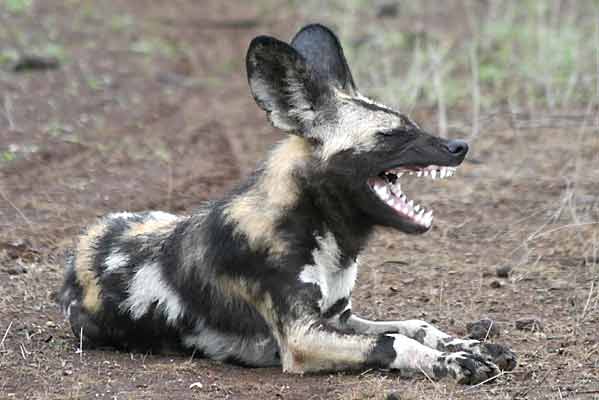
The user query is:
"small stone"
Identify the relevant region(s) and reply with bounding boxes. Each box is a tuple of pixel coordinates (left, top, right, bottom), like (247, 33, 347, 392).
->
(515, 317, 543, 332)
(496, 265, 512, 278)
(377, 2, 400, 18)
(63, 370, 72, 376)
(385, 391, 401, 400)
(13, 55, 60, 72)
(466, 319, 500, 340)
(490, 280, 503, 288)
(4, 265, 27, 275)
(45, 321, 56, 328)
(189, 382, 203, 390)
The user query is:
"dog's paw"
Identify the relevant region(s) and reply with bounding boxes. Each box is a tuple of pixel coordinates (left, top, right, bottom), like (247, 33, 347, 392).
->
(463, 342, 517, 371)
(433, 352, 500, 385)
(441, 338, 517, 372)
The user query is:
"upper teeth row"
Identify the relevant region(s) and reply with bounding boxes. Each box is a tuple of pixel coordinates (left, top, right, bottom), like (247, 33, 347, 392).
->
(409, 166, 456, 179)
(387, 166, 457, 180)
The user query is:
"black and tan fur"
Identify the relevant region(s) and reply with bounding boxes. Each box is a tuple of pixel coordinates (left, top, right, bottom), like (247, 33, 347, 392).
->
(60, 24, 516, 384)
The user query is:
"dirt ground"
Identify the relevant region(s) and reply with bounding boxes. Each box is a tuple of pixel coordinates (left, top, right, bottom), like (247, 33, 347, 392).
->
(1, 1, 598, 399)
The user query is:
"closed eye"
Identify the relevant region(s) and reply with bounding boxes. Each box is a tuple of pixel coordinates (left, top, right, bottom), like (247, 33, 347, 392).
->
(377, 127, 410, 137)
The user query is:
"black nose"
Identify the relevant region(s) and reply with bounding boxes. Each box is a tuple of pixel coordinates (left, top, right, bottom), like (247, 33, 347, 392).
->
(445, 139, 469, 159)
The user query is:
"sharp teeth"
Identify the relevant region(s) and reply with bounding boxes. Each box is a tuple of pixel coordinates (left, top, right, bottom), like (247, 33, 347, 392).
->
(414, 204, 421, 212)
(423, 210, 433, 226)
(416, 171, 422, 177)
(393, 181, 401, 193)
(440, 168, 447, 179)
(408, 200, 414, 209)
(384, 185, 393, 199)
(431, 170, 437, 179)
(416, 209, 425, 224)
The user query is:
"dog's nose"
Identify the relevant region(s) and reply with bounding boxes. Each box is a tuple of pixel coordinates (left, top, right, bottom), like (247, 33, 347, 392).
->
(445, 139, 469, 159)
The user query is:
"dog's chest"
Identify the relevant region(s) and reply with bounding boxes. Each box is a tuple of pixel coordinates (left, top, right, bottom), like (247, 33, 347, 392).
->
(298, 232, 358, 313)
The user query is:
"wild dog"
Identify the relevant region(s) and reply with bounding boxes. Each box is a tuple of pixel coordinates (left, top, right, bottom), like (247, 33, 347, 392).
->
(59, 24, 516, 384)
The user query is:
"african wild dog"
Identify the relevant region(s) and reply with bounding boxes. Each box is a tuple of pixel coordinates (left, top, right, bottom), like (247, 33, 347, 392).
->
(59, 24, 516, 384)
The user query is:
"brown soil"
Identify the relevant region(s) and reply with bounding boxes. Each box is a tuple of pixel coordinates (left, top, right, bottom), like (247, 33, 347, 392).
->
(1, 1, 597, 399)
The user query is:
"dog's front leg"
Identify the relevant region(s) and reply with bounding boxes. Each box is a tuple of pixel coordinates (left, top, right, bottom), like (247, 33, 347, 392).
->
(278, 317, 498, 384)
(338, 314, 516, 372)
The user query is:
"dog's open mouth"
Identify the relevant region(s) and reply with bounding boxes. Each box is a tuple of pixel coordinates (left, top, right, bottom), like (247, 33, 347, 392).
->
(367, 166, 457, 228)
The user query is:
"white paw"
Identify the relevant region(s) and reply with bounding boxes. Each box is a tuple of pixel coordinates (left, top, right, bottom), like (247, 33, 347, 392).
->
(432, 351, 500, 385)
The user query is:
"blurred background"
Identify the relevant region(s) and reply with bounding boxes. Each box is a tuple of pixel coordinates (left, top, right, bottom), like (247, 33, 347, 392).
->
(0, 1, 598, 399)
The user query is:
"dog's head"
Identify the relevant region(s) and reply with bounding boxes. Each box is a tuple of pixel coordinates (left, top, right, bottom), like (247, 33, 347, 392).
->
(246, 24, 468, 234)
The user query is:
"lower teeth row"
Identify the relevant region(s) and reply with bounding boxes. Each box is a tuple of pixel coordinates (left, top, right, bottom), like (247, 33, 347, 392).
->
(373, 183, 433, 227)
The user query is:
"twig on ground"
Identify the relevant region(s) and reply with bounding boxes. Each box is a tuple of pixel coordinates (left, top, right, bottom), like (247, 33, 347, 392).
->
(0, 187, 33, 228)
(418, 366, 440, 391)
(579, 281, 595, 324)
(0, 321, 13, 350)
(469, 42, 480, 139)
(483, 319, 494, 342)
(462, 370, 505, 393)
(2, 95, 16, 130)
(429, 44, 447, 138)
(75, 327, 83, 361)
(529, 222, 599, 241)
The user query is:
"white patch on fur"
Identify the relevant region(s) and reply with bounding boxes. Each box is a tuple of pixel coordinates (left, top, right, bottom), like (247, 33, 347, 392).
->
(299, 232, 358, 312)
(287, 78, 316, 122)
(387, 333, 440, 372)
(250, 79, 298, 131)
(120, 262, 184, 325)
(353, 92, 421, 130)
(354, 92, 398, 113)
(104, 250, 129, 272)
(317, 92, 403, 159)
(108, 212, 137, 220)
(66, 299, 77, 318)
(149, 211, 179, 221)
(348, 317, 456, 350)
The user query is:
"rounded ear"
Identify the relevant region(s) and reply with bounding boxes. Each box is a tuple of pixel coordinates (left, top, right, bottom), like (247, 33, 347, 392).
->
(291, 24, 357, 94)
(246, 35, 329, 132)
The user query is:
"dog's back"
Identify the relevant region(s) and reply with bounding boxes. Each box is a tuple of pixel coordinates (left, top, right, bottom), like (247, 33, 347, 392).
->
(59, 209, 280, 365)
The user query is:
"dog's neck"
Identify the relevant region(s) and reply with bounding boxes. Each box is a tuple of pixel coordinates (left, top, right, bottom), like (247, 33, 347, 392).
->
(236, 136, 375, 265)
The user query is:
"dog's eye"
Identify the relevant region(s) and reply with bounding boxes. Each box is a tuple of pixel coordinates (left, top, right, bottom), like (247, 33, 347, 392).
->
(377, 128, 405, 137)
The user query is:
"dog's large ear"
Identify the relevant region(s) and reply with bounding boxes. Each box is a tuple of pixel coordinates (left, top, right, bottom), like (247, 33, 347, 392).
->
(291, 24, 356, 94)
(246, 35, 329, 132)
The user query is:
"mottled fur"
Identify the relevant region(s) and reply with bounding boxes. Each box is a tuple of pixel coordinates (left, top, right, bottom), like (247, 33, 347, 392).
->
(60, 24, 515, 383)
